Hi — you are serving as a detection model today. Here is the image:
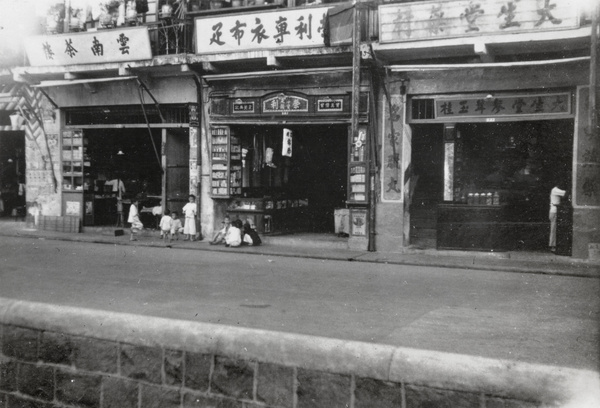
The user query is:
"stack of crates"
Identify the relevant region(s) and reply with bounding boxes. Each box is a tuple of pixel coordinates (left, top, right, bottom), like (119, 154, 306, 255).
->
(38, 216, 81, 233)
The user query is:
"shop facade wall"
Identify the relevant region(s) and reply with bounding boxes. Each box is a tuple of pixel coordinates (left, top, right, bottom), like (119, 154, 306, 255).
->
(384, 62, 598, 258)
(199, 71, 369, 242)
(46, 76, 197, 108)
(25, 91, 62, 218)
(41, 76, 199, 226)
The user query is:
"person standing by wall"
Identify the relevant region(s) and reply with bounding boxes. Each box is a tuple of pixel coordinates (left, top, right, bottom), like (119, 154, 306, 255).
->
(182, 195, 197, 241)
(549, 184, 567, 253)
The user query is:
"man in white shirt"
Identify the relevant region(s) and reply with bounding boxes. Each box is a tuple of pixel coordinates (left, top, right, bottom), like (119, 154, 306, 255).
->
(549, 184, 567, 252)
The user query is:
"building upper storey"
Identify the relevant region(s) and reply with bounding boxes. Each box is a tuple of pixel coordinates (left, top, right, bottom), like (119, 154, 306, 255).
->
(2, 0, 594, 81)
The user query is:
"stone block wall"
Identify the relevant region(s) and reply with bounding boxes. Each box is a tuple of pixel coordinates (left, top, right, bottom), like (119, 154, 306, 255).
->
(0, 299, 597, 408)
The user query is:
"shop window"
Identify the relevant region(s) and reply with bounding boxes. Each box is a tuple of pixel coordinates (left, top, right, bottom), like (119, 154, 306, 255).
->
(411, 99, 435, 120)
(65, 105, 189, 125)
(451, 121, 573, 222)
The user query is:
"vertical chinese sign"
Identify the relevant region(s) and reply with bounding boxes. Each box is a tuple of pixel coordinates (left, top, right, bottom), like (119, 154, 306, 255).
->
(24, 27, 152, 66)
(195, 7, 330, 54)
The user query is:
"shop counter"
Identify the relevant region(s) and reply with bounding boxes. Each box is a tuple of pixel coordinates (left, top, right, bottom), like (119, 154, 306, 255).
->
(226, 197, 310, 235)
(436, 204, 551, 251)
(437, 204, 509, 251)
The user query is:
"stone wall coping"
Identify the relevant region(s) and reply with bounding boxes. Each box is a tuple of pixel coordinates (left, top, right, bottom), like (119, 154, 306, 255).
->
(1, 297, 598, 407)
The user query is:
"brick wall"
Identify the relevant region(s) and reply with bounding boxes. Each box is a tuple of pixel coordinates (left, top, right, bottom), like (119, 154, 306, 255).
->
(0, 299, 597, 408)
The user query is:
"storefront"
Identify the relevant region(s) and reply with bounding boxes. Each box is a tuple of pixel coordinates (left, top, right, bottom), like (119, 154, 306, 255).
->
(382, 58, 597, 258)
(200, 68, 372, 246)
(31, 75, 199, 230)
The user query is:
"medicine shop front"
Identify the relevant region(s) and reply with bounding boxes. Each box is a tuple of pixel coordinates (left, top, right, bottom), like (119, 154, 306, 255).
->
(407, 91, 574, 253)
(202, 69, 372, 245)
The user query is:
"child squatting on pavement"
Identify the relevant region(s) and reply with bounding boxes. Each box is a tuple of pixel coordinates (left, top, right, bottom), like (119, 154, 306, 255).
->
(128, 197, 144, 241)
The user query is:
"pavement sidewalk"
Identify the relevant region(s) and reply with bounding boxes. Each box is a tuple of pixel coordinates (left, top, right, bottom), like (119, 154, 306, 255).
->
(3, 219, 599, 278)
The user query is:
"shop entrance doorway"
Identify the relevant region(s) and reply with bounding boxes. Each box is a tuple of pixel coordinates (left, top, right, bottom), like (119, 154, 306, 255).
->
(230, 123, 348, 234)
(410, 120, 574, 251)
(84, 128, 163, 226)
(0, 131, 25, 218)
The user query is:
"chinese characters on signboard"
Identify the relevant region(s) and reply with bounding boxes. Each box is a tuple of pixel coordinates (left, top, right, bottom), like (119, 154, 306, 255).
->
(317, 98, 343, 112)
(196, 7, 329, 53)
(263, 94, 309, 114)
(232, 101, 255, 113)
(379, 0, 579, 44)
(435, 93, 571, 120)
(24, 27, 152, 66)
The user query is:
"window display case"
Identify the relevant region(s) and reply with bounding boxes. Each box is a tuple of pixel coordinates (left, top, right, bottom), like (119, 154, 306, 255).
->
(62, 129, 90, 221)
(348, 126, 368, 204)
(211, 126, 242, 197)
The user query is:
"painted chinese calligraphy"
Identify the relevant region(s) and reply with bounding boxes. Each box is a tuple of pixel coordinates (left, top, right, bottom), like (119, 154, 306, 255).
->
(535, 0, 562, 26)
(64, 39, 78, 58)
(498, 1, 520, 29)
(295, 15, 312, 40)
(274, 16, 290, 43)
(116, 33, 130, 54)
(387, 177, 402, 193)
(436, 94, 571, 118)
(251, 18, 269, 44)
(393, 8, 414, 38)
(210, 22, 225, 45)
(428, 4, 446, 35)
(199, 9, 328, 52)
(230, 20, 247, 45)
(91, 36, 104, 56)
(42, 42, 54, 60)
(460, 2, 485, 32)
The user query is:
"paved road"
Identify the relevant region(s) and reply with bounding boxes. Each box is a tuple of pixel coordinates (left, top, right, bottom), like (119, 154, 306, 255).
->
(2, 236, 598, 371)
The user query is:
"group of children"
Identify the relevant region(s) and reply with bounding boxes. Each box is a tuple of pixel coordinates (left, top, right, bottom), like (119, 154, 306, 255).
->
(128, 194, 261, 247)
(128, 194, 197, 243)
(209, 216, 261, 247)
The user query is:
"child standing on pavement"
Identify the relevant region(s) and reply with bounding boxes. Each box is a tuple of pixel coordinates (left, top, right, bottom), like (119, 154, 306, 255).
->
(159, 209, 173, 244)
(182, 195, 197, 241)
(170, 211, 183, 241)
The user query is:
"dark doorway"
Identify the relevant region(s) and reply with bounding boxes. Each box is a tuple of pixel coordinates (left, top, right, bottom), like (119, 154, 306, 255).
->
(409, 124, 445, 248)
(84, 128, 163, 226)
(0, 131, 25, 217)
(234, 124, 348, 233)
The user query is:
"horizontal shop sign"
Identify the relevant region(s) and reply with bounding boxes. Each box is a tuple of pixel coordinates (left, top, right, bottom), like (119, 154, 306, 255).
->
(380, 0, 579, 44)
(435, 92, 571, 119)
(195, 7, 329, 54)
(220, 93, 354, 117)
(263, 94, 309, 113)
(25, 27, 152, 67)
(317, 98, 343, 112)
(232, 100, 256, 113)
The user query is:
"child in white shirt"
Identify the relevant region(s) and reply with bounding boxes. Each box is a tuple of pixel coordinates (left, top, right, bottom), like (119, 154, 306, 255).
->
(225, 219, 243, 247)
(182, 195, 197, 241)
(170, 211, 183, 241)
(159, 209, 174, 244)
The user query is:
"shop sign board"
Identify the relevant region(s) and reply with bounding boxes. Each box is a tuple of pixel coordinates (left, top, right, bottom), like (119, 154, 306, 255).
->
(380, 0, 580, 44)
(435, 92, 571, 120)
(232, 100, 256, 114)
(317, 98, 344, 112)
(263, 94, 309, 114)
(195, 7, 329, 54)
(24, 27, 152, 67)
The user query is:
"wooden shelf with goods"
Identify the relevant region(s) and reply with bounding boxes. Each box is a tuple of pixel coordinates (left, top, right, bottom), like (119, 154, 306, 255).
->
(210, 126, 242, 198)
(347, 126, 368, 204)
